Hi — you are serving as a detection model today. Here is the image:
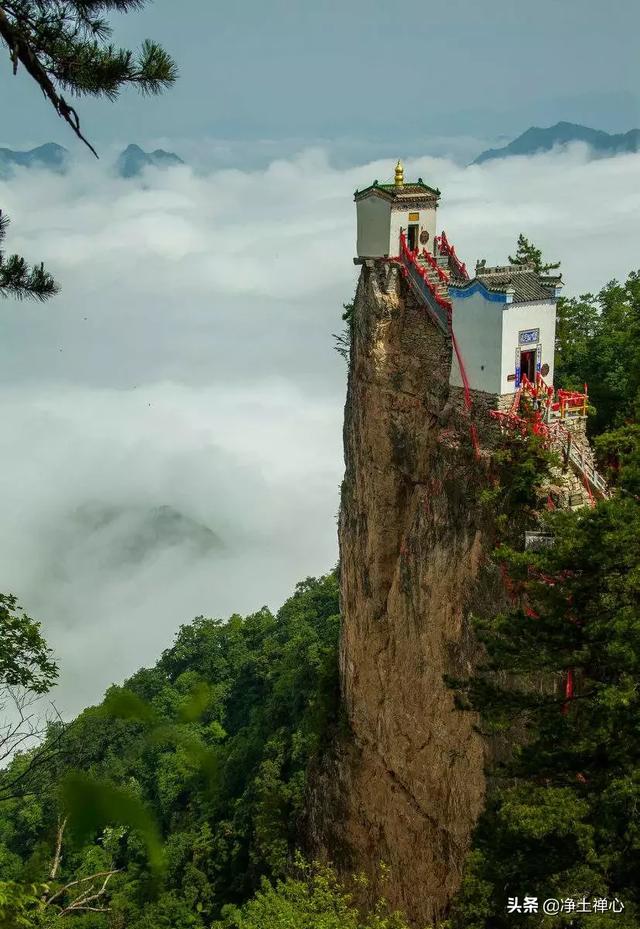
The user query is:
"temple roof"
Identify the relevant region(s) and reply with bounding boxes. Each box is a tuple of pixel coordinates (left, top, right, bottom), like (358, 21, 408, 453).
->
(354, 179, 440, 202)
(452, 263, 563, 304)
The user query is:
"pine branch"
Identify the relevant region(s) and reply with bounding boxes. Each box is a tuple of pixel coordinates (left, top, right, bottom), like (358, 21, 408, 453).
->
(0, 211, 60, 301)
(0, 256, 60, 301)
(0, 1, 177, 156)
(0, 6, 99, 156)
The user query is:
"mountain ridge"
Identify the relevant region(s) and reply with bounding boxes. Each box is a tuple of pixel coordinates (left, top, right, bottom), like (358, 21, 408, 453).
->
(0, 142, 184, 178)
(473, 120, 640, 164)
(116, 143, 185, 178)
(0, 142, 70, 178)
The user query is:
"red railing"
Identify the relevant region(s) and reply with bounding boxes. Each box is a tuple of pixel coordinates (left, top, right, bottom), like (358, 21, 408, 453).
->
(435, 230, 469, 280)
(398, 230, 451, 313)
(420, 247, 449, 284)
(396, 230, 479, 458)
(491, 393, 605, 501)
(520, 373, 553, 411)
(490, 407, 550, 441)
(556, 387, 588, 419)
(520, 373, 587, 421)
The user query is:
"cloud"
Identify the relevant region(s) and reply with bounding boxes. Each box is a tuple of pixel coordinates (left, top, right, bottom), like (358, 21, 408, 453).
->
(0, 381, 341, 714)
(1, 145, 639, 715)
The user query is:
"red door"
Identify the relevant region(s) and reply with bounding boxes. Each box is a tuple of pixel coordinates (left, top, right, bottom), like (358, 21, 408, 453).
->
(520, 349, 536, 383)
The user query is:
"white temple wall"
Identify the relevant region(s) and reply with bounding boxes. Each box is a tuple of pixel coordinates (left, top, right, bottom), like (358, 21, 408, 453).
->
(449, 290, 504, 394)
(356, 196, 391, 257)
(389, 204, 437, 257)
(500, 301, 556, 391)
(356, 195, 438, 258)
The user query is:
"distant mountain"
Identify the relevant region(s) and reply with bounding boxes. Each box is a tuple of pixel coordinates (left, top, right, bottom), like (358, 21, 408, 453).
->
(0, 142, 185, 179)
(473, 121, 640, 164)
(0, 142, 70, 178)
(69, 502, 222, 571)
(116, 143, 184, 178)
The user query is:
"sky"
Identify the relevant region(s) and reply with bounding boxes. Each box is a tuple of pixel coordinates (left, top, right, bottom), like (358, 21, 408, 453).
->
(1, 0, 640, 717)
(1, 0, 639, 165)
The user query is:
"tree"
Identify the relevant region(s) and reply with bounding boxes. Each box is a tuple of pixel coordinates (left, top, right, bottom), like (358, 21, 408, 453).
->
(509, 233, 560, 274)
(0, 0, 176, 155)
(0, 0, 177, 300)
(0, 817, 120, 926)
(0, 880, 50, 929)
(333, 301, 354, 362)
(212, 859, 417, 929)
(450, 432, 640, 929)
(0, 595, 62, 800)
(595, 423, 640, 498)
(554, 290, 600, 391)
(0, 594, 57, 694)
(0, 574, 342, 925)
(555, 271, 640, 435)
(449, 257, 640, 927)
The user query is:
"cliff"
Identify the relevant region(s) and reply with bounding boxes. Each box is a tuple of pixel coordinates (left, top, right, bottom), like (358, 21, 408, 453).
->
(309, 260, 504, 925)
(307, 258, 599, 925)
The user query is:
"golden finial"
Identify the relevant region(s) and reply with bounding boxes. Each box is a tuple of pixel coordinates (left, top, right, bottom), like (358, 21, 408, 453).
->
(394, 159, 404, 188)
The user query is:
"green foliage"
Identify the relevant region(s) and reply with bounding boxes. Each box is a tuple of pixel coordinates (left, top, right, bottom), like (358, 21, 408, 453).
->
(595, 423, 640, 496)
(451, 431, 640, 928)
(0, 881, 51, 929)
(0, 0, 176, 301)
(61, 773, 163, 872)
(342, 301, 354, 326)
(508, 233, 561, 273)
(453, 266, 640, 925)
(0, 593, 58, 693)
(212, 859, 417, 929)
(0, 212, 60, 302)
(0, 0, 177, 155)
(333, 300, 355, 361)
(0, 594, 61, 800)
(555, 271, 640, 435)
(0, 573, 341, 925)
(479, 406, 558, 541)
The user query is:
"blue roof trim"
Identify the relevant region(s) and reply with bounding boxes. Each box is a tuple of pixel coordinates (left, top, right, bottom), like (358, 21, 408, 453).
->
(449, 280, 508, 303)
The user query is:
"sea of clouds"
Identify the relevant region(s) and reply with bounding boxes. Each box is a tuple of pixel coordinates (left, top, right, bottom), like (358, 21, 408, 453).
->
(1, 143, 639, 716)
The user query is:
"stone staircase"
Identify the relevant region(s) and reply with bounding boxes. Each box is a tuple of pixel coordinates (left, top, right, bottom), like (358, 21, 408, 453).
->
(433, 235, 469, 282)
(552, 427, 608, 500)
(415, 255, 450, 300)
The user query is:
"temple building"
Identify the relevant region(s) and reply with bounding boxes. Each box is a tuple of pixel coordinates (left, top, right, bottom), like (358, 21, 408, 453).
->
(354, 160, 563, 399)
(354, 160, 606, 499)
(355, 160, 440, 257)
(448, 263, 563, 396)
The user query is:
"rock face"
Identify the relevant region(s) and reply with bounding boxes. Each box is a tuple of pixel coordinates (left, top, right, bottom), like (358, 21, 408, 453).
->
(308, 259, 600, 924)
(310, 260, 505, 925)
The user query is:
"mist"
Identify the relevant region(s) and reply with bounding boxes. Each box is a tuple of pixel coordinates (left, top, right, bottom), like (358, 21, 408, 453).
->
(1, 143, 639, 715)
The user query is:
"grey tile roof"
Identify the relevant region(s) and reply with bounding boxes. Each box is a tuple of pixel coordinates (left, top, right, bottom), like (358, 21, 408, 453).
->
(472, 264, 562, 303)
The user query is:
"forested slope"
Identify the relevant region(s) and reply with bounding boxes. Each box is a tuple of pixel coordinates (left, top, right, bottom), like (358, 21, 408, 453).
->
(0, 575, 346, 927)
